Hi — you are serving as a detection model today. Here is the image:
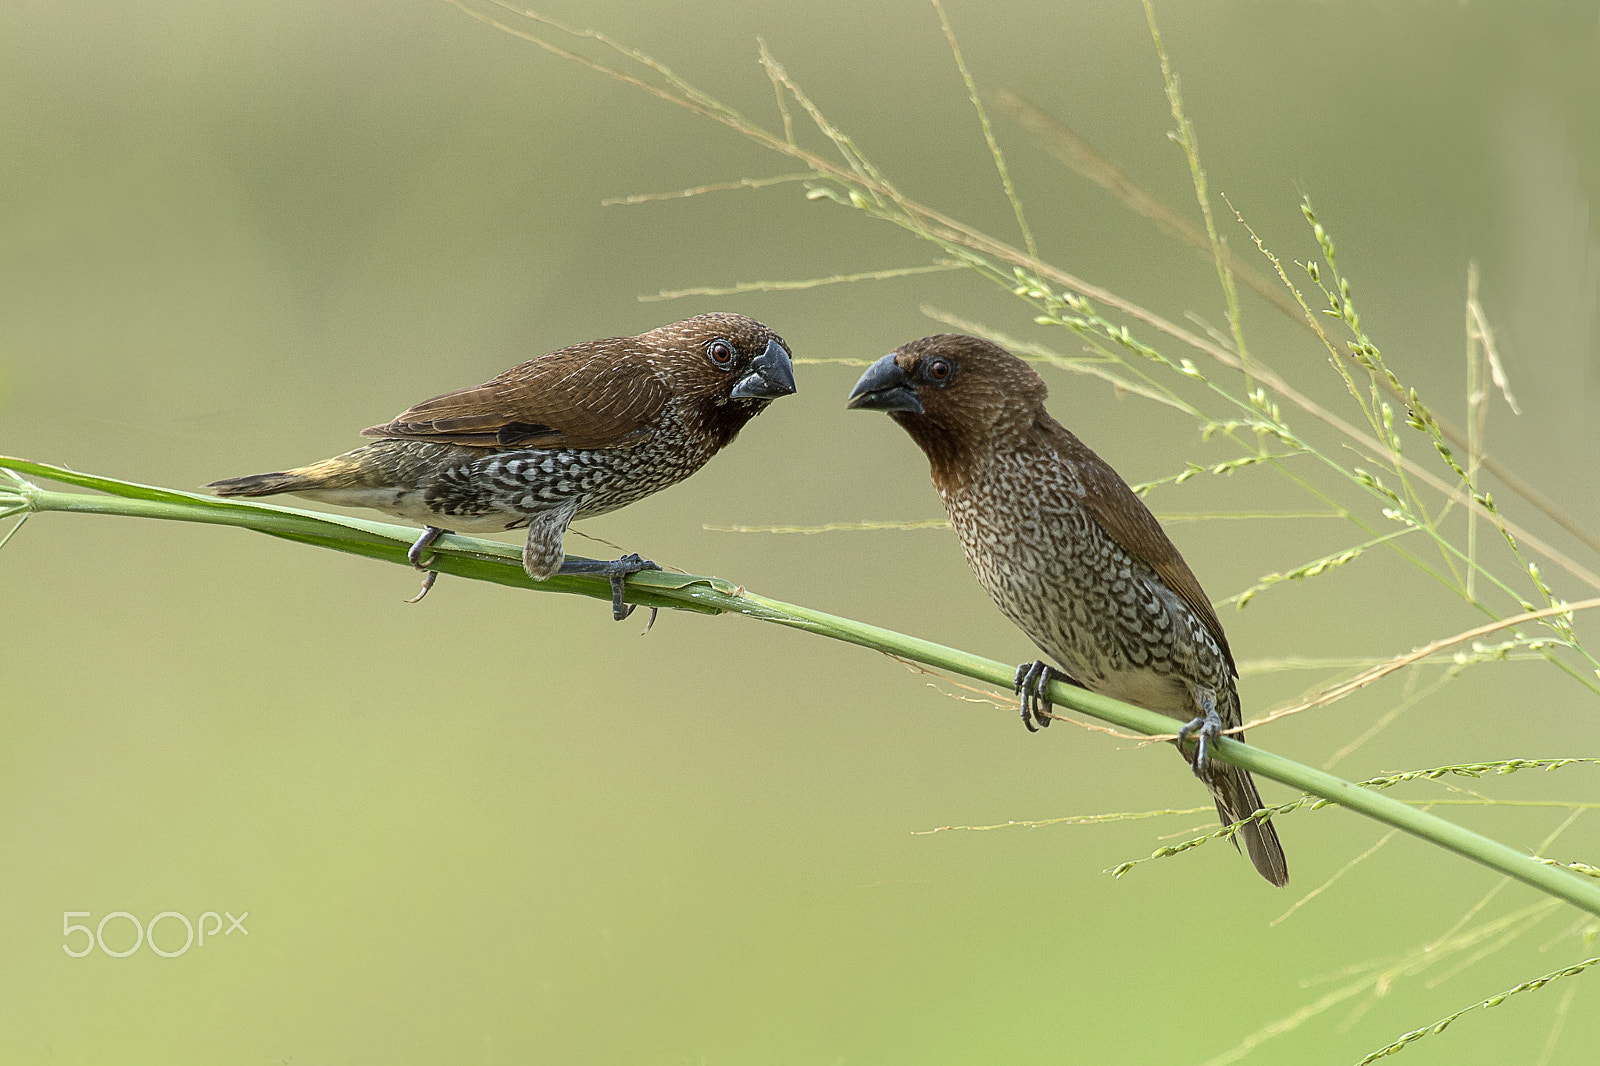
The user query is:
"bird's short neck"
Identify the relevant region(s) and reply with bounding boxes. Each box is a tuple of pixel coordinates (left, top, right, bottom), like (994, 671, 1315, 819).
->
(900, 413, 1034, 497)
(702, 396, 768, 450)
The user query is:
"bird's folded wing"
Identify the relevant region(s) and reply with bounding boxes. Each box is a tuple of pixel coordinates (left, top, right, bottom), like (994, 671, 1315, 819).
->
(1054, 424, 1238, 676)
(362, 341, 668, 449)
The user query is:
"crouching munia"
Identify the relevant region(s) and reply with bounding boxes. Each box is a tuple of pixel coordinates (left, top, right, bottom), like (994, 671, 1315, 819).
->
(211, 313, 796, 617)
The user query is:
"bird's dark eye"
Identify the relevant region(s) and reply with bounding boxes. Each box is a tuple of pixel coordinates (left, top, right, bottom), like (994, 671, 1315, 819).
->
(706, 339, 736, 367)
(926, 357, 954, 382)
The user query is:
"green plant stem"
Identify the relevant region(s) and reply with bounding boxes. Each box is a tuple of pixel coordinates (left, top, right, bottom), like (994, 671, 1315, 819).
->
(6, 455, 1600, 916)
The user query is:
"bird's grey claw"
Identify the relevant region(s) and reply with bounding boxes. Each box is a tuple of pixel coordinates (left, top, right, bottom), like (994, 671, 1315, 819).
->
(612, 554, 660, 621)
(1013, 660, 1057, 732)
(405, 570, 438, 604)
(1177, 710, 1223, 785)
(407, 525, 446, 569)
(405, 526, 448, 602)
(566, 553, 661, 622)
(610, 574, 632, 620)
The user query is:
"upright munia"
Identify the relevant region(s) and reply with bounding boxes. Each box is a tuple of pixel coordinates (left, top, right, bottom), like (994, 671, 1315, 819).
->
(849, 334, 1286, 885)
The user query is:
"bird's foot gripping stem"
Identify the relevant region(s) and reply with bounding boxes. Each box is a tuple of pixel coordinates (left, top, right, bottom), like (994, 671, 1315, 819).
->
(557, 553, 663, 624)
(1177, 685, 1224, 785)
(405, 525, 449, 603)
(1013, 660, 1060, 732)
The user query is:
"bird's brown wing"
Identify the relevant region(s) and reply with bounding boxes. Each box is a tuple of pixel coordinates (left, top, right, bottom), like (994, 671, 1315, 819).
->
(362, 339, 669, 449)
(1041, 417, 1237, 675)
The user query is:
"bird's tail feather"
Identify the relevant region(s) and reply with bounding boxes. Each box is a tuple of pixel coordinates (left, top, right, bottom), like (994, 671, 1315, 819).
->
(208, 449, 383, 498)
(1211, 765, 1289, 887)
(207, 471, 313, 497)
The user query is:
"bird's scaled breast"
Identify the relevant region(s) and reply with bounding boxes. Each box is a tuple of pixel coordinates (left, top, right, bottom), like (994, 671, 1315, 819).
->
(424, 437, 708, 523)
(944, 475, 1219, 704)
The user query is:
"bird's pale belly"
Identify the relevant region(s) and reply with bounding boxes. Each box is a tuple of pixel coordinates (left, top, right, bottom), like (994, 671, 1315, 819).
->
(285, 486, 528, 533)
(1080, 665, 1195, 721)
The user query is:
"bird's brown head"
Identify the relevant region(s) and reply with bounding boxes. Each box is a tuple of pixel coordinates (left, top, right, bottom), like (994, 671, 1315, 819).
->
(644, 312, 796, 404)
(639, 312, 797, 448)
(846, 334, 1046, 482)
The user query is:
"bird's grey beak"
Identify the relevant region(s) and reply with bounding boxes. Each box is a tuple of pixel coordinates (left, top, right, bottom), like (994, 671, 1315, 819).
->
(730, 338, 797, 399)
(846, 353, 923, 414)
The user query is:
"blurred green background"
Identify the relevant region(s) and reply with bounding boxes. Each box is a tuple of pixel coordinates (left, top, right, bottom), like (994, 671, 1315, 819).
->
(4, 1, 1598, 1062)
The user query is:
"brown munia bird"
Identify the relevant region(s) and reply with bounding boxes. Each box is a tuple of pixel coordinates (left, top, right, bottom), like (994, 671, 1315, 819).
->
(210, 313, 796, 617)
(848, 334, 1287, 885)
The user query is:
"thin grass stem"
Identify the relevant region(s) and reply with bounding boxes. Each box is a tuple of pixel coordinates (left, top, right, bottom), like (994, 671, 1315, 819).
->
(6, 456, 1600, 919)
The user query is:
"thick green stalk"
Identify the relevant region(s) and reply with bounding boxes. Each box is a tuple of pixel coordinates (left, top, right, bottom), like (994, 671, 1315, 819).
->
(6, 456, 1600, 916)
